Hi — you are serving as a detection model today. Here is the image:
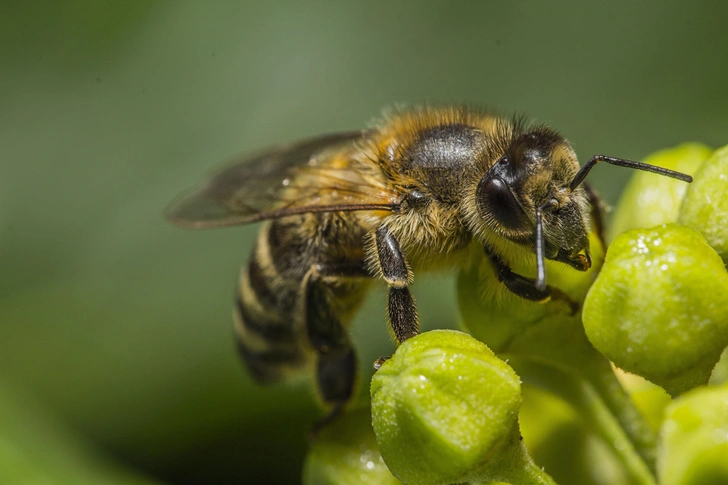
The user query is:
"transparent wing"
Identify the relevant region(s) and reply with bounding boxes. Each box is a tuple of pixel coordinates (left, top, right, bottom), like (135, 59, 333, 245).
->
(165, 131, 401, 228)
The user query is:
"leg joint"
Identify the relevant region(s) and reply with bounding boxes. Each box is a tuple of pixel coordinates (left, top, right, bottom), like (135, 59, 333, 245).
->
(375, 225, 411, 287)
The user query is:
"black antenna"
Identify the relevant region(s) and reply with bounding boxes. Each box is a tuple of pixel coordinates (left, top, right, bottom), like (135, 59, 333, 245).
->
(535, 200, 558, 291)
(534, 153, 693, 291)
(570, 155, 693, 191)
(535, 208, 546, 291)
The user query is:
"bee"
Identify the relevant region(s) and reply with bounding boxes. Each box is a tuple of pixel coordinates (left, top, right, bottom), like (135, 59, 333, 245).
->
(166, 106, 691, 426)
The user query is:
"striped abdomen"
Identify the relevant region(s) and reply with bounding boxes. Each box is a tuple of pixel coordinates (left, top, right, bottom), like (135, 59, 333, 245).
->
(234, 214, 370, 384)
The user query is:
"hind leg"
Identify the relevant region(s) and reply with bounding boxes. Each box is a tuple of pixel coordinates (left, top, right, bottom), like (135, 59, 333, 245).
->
(311, 346, 357, 434)
(304, 262, 369, 433)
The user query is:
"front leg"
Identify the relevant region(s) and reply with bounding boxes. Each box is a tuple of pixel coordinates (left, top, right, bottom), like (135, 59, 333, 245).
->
(372, 225, 420, 345)
(486, 247, 580, 314)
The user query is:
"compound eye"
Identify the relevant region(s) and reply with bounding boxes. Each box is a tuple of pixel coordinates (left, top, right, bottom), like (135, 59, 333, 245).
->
(476, 176, 529, 231)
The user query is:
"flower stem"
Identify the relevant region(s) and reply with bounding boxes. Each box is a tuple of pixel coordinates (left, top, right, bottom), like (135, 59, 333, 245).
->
(500, 447, 559, 485)
(509, 357, 657, 485)
(580, 356, 657, 471)
(470, 427, 559, 485)
(501, 315, 657, 479)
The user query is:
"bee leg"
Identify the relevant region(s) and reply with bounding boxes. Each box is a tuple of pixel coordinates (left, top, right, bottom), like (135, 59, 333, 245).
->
(374, 225, 420, 345)
(373, 356, 389, 370)
(314, 260, 372, 280)
(486, 249, 580, 314)
(310, 348, 357, 436)
(305, 268, 359, 432)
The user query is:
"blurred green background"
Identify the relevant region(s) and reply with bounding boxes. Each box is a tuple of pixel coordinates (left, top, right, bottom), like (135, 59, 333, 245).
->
(1, 1, 727, 484)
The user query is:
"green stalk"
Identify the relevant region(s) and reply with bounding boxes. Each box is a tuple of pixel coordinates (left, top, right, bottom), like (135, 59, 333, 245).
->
(507, 456, 559, 485)
(502, 316, 658, 477)
(508, 357, 656, 485)
(490, 442, 559, 485)
(579, 356, 658, 471)
(468, 427, 559, 485)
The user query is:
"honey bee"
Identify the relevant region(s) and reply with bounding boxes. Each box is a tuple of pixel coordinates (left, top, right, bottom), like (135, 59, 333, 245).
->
(167, 106, 691, 426)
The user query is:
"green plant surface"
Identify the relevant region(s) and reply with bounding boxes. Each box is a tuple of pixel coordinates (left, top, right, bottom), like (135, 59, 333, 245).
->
(615, 372, 672, 434)
(609, 144, 712, 240)
(657, 383, 728, 485)
(710, 349, 728, 385)
(519, 385, 631, 485)
(679, 144, 728, 264)
(457, 226, 604, 356)
(303, 407, 402, 485)
(583, 224, 728, 396)
(509, 357, 656, 485)
(459, 224, 658, 482)
(370, 330, 555, 485)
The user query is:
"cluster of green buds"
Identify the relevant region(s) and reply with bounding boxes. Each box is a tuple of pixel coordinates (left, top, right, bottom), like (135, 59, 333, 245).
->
(306, 330, 554, 485)
(304, 144, 728, 485)
(585, 144, 728, 397)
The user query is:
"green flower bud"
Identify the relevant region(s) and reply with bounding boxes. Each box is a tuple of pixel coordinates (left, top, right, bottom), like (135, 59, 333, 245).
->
(303, 407, 402, 485)
(371, 330, 554, 485)
(583, 224, 728, 396)
(679, 144, 728, 264)
(657, 383, 728, 485)
(610, 143, 712, 240)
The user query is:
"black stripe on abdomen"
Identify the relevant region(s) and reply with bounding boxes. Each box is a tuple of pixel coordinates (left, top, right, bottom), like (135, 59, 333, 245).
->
(235, 295, 297, 344)
(235, 336, 301, 384)
(247, 257, 278, 308)
(233, 297, 305, 384)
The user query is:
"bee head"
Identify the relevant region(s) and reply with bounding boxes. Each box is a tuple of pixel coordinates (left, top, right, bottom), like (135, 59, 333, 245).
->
(474, 127, 592, 284)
